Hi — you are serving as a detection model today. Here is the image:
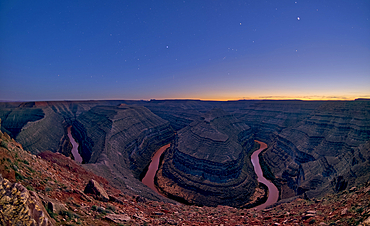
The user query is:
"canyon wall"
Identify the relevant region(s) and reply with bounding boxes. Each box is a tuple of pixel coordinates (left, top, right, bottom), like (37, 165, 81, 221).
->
(1, 99, 369, 204)
(71, 105, 175, 198)
(261, 100, 370, 199)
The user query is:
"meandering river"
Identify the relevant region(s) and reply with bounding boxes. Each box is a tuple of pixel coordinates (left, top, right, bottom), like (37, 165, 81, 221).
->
(251, 140, 279, 210)
(67, 126, 83, 164)
(142, 140, 279, 209)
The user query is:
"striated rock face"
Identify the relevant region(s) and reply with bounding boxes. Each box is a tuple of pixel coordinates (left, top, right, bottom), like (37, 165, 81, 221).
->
(234, 100, 323, 142)
(0, 101, 176, 200)
(156, 109, 258, 207)
(71, 105, 175, 199)
(140, 100, 218, 131)
(0, 174, 54, 226)
(0, 101, 127, 155)
(261, 100, 370, 199)
(0, 104, 45, 139)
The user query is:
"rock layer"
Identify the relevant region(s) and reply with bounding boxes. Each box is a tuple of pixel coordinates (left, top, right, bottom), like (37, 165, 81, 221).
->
(261, 100, 370, 199)
(72, 105, 175, 199)
(156, 109, 258, 207)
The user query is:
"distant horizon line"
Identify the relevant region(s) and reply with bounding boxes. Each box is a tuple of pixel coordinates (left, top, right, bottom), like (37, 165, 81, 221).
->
(1, 97, 369, 103)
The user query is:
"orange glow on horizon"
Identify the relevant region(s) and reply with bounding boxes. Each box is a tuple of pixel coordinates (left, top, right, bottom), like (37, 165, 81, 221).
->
(158, 95, 369, 102)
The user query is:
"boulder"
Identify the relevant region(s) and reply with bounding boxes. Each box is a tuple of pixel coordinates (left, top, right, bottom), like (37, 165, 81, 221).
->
(105, 213, 131, 223)
(84, 179, 109, 202)
(39, 194, 68, 214)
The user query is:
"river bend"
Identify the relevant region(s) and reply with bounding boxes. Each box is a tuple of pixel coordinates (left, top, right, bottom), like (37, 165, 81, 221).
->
(142, 141, 279, 209)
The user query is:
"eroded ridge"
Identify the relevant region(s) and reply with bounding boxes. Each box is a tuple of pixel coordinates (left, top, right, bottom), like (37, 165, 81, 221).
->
(155, 109, 262, 207)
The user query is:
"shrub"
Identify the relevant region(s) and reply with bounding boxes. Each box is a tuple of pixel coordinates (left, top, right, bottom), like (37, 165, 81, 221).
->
(356, 207, 364, 214)
(0, 140, 8, 148)
(45, 206, 57, 220)
(15, 172, 24, 181)
(60, 210, 78, 220)
(26, 185, 35, 191)
(27, 166, 35, 173)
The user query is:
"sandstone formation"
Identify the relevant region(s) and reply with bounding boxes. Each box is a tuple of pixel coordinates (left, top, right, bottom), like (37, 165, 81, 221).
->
(156, 109, 258, 207)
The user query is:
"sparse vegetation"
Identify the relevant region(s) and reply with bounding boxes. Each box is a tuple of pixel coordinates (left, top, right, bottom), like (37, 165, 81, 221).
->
(15, 171, 24, 180)
(1, 140, 8, 148)
(45, 205, 57, 220)
(26, 185, 35, 191)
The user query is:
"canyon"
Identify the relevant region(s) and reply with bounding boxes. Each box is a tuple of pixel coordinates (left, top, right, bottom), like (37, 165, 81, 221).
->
(0, 99, 369, 209)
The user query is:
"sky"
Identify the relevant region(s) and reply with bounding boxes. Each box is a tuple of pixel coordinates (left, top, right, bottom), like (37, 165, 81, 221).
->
(1, 0, 369, 101)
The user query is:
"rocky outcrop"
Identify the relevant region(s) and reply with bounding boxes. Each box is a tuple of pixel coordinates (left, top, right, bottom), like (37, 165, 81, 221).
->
(156, 109, 258, 207)
(84, 179, 110, 202)
(0, 174, 54, 226)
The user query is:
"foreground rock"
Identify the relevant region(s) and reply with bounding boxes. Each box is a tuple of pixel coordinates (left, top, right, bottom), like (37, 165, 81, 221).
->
(0, 174, 54, 226)
(105, 213, 131, 224)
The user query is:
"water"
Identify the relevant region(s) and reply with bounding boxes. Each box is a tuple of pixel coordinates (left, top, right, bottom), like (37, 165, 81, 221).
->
(67, 126, 83, 163)
(251, 140, 279, 210)
(142, 144, 171, 196)
(142, 141, 279, 209)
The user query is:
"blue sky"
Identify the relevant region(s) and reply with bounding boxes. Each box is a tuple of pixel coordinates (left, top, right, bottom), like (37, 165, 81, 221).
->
(1, 0, 369, 101)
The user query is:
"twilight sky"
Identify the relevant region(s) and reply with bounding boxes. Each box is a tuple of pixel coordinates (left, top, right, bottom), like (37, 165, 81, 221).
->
(1, 0, 369, 101)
